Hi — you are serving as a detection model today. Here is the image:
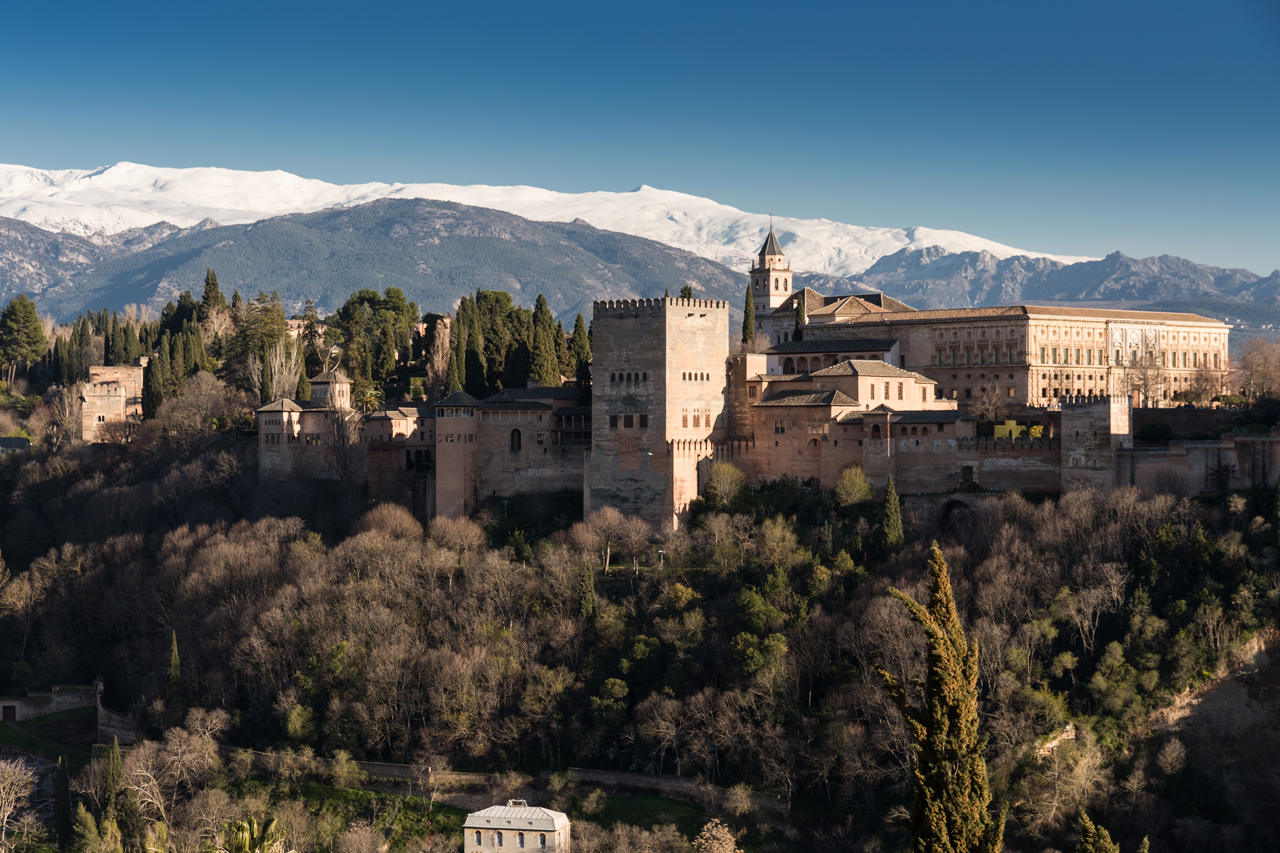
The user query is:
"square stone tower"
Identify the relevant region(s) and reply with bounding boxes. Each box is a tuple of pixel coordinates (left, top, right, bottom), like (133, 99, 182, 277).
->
(586, 297, 729, 524)
(1060, 393, 1132, 491)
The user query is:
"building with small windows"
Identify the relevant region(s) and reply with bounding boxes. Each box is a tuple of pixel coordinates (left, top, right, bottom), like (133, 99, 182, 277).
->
(464, 801, 570, 852)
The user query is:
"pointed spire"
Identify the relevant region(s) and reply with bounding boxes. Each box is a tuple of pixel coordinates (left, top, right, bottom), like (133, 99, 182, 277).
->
(759, 227, 783, 258)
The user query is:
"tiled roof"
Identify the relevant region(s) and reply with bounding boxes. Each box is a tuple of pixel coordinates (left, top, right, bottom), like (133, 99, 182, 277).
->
(482, 387, 580, 403)
(433, 391, 483, 407)
(311, 368, 350, 383)
(0, 437, 30, 449)
(464, 804, 570, 830)
(809, 360, 934, 381)
(256, 399, 304, 413)
(482, 401, 553, 411)
(818, 304, 1227, 325)
(837, 406, 971, 424)
(764, 337, 898, 354)
(756, 389, 859, 407)
(759, 228, 783, 256)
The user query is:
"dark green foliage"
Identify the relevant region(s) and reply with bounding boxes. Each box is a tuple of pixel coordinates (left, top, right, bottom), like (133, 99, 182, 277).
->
(296, 372, 311, 402)
(105, 736, 123, 817)
(742, 286, 755, 345)
(579, 565, 596, 619)
(167, 631, 182, 714)
(877, 545, 1004, 853)
(1074, 811, 1119, 853)
(531, 323, 560, 387)
(679, 285, 694, 299)
(444, 351, 462, 394)
(199, 268, 227, 321)
(794, 290, 806, 341)
(882, 474, 904, 553)
(463, 321, 488, 398)
(0, 294, 48, 381)
(141, 355, 165, 419)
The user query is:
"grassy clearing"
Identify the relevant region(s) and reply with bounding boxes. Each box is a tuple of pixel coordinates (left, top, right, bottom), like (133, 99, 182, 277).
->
(292, 782, 467, 848)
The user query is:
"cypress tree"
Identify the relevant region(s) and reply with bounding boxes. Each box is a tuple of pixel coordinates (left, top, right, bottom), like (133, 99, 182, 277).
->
(579, 565, 596, 619)
(532, 294, 555, 341)
(555, 320, 572, 377)
(104, 737, 123, 817)
(167, 631, 181, 712)
(260, 350, 274, 404)
(296, 373, 311, 402)
(794, 290, 807, 342)
(54, 756, 71, 852)
(570, 312, 591, 368)
(141, 357, 165, 419)
(742, 286, 755, 347)
(503, 338, 531, 391)
(876, 544, 1005, 853)
(199, 268, 226, 322)
(1074, 811, 1123, 853)
(531, 324, 560, 387)
(882, 474, 904, 554)
(679, 285, 694, 299)
(109, 313, 127, 366)
(464, 321, 488, 398)
(444, 351, 462, 395)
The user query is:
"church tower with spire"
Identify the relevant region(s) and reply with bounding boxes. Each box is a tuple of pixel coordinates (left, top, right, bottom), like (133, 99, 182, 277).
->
(750, 226, 792, 318)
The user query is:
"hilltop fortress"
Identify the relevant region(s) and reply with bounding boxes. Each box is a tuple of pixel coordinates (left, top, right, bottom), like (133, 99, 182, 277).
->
(248, 231, 1268, 525)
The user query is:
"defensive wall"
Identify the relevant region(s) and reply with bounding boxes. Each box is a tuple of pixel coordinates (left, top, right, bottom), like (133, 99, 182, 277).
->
(1131, 407, 1235, 440)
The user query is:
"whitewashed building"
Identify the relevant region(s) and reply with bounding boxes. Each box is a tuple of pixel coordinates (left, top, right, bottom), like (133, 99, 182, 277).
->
(464, 801, 570, 852)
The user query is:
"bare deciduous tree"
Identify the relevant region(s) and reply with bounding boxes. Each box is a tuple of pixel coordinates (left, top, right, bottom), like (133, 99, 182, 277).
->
(971, 383, 1012, 422)
(0, 759, 34, 849)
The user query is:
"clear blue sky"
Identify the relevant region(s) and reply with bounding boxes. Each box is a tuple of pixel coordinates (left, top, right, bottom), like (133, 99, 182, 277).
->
(3, 0, 1278, 273)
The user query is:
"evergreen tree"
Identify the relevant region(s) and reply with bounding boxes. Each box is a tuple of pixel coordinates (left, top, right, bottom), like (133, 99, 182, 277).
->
(375, 315, 398, 381)
(189, 328, 209, 372)
(664, 288, 670, 298)
(1074, 811, 1120, 853)
(109, 313, 127, 366)
(882, 474, 904, 553)
(742, 286, 755, 346)
(54, 756, 71, 852)
(876, 545, 1004, 853)
(555, 320, 572, 377)
(679, 285, 694, 299)
(301, 299, 322, 373)
(155, 333, 174, 398)
(296, 373, 311, 402)
(0, 294, 49, 384)
(167, 631, 181, 713)
(72, 804, 101, 851)
(104, 736, 123, 817)
(531, 324, 560, 387)
(463, 320, 488, 398)
(532, 294, 555, 341)
(503, 338, 531, 391)
(453, 324, 467, 391)
(579, 565, 596, 619)
(570, 312, 592, 368)
(198, 268, 227, 322)
(260, 350, 274, 404)
(142, 357, 164, 420)
(444, 351, 462, 395)
(794, 290, 807, 342)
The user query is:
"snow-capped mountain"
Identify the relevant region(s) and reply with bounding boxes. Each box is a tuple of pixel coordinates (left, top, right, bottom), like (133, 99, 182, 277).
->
(0, 161, 1094, 276)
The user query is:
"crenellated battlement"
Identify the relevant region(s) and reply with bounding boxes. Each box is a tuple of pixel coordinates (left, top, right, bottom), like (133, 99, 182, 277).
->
(1059, 394, 1121, 408)
(593, 297, 729, 313)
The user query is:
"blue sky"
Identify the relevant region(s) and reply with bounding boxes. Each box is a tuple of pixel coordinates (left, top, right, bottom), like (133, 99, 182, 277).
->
(3, 0, 1278, 273)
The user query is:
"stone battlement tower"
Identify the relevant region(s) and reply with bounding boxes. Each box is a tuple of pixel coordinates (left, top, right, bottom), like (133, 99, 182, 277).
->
(586, 297, 730, 524)
(1060, 393, 1132, 490)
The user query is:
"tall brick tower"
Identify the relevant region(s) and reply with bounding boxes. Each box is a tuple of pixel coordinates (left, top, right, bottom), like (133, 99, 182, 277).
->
(750, 227, 793, 317)
(586, 297, 729, 525)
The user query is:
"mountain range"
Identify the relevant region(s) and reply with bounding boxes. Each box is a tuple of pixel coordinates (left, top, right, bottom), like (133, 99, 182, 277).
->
(1, 161, 1278, 343)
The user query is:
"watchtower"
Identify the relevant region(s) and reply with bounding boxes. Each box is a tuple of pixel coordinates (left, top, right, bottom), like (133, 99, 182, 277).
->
(1060, 393, 1131, 491)
(586, 297, 730, 524)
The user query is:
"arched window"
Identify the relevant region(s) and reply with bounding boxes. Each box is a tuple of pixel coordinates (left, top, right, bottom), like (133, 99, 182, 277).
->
(518, 833, 525, 848)
(921, 427, 929, 435)
(610, 373, 616, 382)
(910, 427, 918, 435)
(497, 831, 504, 847)
(783, 357, 795, 374)
(475, 832, 482, 847)
(641, 372, 647, 381)
(871, 424, 881, 436)
(901, 427, 908, 436)
(539, 834, 547, 848)
(510, 429, 522, 452)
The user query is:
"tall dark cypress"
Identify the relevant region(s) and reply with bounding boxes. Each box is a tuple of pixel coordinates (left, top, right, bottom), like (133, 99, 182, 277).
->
(54, 756, 71, 852)
(742, 286, 756, 347)
(141, 355, 165, 419)
(882, 474, 904, 554)
(876, 545, 1005, 853)
(464, 320, 488, 398)
(444, 351, 462, 394)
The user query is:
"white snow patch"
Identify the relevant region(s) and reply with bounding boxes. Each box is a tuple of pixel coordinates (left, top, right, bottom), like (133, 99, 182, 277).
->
(0, 162, 1097, 275)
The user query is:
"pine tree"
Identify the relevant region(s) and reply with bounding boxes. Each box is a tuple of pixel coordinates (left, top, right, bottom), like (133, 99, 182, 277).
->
(167, 631, 181, 712)
(1074, 811, 1119, 853)
(742, 286, 755, 347)
(876, 544, 1004, 853)
(531, 324, 560, 387)
(882, 475, 904, 553)
(198, 268, 227, 322)
(54, 756, 71, 852)
(0, 294, 49, 385)
(444, 351, 462, 395)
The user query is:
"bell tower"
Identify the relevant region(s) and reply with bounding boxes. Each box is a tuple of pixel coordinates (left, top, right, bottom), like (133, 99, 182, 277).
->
(750, 226, 792, 316)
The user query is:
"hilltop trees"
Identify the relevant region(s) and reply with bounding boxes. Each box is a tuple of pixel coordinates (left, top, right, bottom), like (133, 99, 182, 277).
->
(0, 295, 48, 384)
(877, 545, 1005, 853)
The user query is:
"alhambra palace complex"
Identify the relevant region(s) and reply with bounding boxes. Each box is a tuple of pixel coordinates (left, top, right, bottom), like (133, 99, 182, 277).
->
(82, 231, 1273, 525)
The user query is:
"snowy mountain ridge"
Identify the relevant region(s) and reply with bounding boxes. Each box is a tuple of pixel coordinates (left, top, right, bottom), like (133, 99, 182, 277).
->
(0, 161, 1095, 277)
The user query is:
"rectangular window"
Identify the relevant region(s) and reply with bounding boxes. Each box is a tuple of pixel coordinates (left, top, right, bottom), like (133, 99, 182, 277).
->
(639, 414, 648, 429)
(1115, 349, 1122, 365)
(897, 382, 903, 400)
(1008, 386, 1015, 398)
(870, 384, 876, 400)
(965, 388, 972, 399)
(1040, 347, 1046, 364)
(682, 415, 688, 428)
(884, 382, 890, 399)
(748, 386, 757, 398)
(1088, 349, 1094, 365)
(1075, 348, 1081, 364)
(693, 414, 701, 427)
(774, 420, 785, 435)
(1052, 348, 1059, 364)
(623, 414, 634, 428)
(1214, 353, 1220, 369)
(921, 387, 927, 402)
(609, 415, 618, 429)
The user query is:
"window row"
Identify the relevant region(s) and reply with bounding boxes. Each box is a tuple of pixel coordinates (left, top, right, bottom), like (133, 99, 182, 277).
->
(681, 413, 709, 428)
(938, 348, 1019, 366)
(609, 371, 647, 382)
(682, 372, 709, 381)
(607, 414, 649, 429)
(471, 829, 547, 848)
